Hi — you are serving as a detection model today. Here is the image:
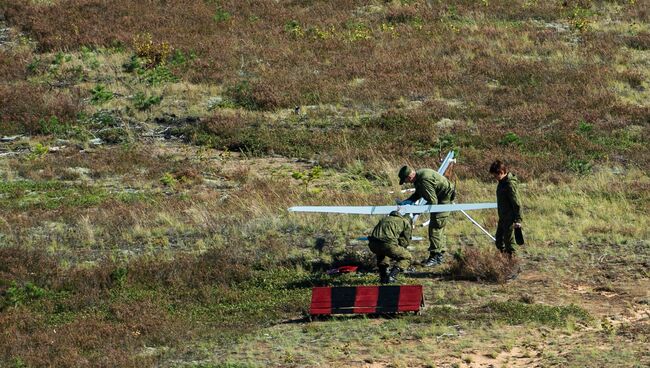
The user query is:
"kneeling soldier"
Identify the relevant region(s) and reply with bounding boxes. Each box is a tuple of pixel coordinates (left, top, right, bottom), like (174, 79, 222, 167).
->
(368, 211, 413, 284)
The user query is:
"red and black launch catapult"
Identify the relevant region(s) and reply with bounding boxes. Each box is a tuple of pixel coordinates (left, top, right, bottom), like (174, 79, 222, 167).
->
(309, 285, 425, 317)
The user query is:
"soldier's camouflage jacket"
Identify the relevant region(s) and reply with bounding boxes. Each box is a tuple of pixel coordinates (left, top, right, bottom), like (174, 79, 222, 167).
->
(496, 172, 522, 224)
(370, 212, 412, 248)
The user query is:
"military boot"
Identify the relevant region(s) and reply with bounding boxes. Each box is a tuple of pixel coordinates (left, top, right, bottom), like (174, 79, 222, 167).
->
(423, 252, 444, 267)
(387, 266, 403, 283)
(378, 265, 390, 284)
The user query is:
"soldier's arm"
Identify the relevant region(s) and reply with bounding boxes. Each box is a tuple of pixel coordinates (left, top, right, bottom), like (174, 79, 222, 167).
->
(508, 182, 522, 223)
(398, 219, 412, 248)
(406, 191, 421, 203)
(419, 178, 438, 204)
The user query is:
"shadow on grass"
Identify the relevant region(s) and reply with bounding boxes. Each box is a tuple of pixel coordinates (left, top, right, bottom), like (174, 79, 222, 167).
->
(403, 270, 453, 280)
(282, 312, 418, 325)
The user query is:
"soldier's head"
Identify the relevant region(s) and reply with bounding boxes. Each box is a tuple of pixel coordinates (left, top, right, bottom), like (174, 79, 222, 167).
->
(398, 166, 416, 185)
(489, 160, 508, 181)
(389, 210, 402, 217)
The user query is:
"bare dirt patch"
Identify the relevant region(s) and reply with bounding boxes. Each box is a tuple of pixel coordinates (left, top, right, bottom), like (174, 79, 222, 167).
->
(460, 346, 543, 368)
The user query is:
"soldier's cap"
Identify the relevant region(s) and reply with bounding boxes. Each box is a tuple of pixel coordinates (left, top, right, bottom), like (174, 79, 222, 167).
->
(389, 210, 402, 217)
(398, 166, 412, 185)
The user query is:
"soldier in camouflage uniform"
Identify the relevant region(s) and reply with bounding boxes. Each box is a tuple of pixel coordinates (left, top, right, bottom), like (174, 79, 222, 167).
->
(398, 166, 455, 267)
(368, 211, 413, 284)
(489, 160, 523, 255)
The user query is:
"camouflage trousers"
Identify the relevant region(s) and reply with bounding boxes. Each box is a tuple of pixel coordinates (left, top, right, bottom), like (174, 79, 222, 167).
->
(495, 220, 516, 254)
(428, 190, 453, 254)
(368, 239, 412, 270)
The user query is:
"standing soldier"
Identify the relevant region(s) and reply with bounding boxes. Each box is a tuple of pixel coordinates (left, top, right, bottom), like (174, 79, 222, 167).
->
(489, 160, 523, 256)
(368, 211, 413, 284)
(397, 165, 455, 267)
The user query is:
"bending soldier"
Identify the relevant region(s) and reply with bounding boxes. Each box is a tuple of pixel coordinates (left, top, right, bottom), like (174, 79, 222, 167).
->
(489, 160, 523, 255)
(368, 211, 413, 284)
(397, 165, 455, 267)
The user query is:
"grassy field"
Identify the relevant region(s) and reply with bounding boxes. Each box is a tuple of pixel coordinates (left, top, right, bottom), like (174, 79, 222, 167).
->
(1, 1, 649, 367)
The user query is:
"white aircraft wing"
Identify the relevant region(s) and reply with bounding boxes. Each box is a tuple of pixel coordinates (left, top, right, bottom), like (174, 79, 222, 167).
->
(288, 202, 496, 215)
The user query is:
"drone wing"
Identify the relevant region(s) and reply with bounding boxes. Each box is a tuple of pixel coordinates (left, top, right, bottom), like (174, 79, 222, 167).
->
(288, 202, 496, 215)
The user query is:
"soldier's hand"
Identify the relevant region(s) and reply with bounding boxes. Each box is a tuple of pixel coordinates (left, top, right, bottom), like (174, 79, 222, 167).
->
(514, 222, 522, 229)
(396, 199, 414, 206)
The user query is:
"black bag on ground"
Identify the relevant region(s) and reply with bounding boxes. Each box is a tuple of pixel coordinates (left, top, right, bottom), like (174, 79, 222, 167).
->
(515, 227, 525, 245)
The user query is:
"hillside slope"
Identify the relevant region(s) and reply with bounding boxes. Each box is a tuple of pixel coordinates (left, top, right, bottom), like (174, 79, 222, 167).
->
(1, 1, 648, 367)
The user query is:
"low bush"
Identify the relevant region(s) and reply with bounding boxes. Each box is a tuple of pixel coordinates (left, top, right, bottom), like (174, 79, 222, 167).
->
(223, 80, 281, 110)
(0, 50, 30, 80)
(132, 32, 172, 69)
(97, 127, 129, 144)
(0, 245, 258, 366)
(127, 248, 253, 289)
(0, 84, 80, 135)
(0, 247, 60, 291)
(448, 246, 520, 283)
(131, 92, 162, 111)
(90, 84, 114, 104)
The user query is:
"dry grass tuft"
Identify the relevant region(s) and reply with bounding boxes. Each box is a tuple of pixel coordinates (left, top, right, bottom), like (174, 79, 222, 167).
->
(0, 83, 81, 134)
(0, 247, 61, 298)
(448, 246, 520, 284)
(127, 248, 253, 289)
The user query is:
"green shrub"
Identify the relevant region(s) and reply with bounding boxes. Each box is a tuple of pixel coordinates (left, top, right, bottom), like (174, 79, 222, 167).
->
(577, 121, 593, 135)
(27, 143, 49, 160)
(122, 54, 141, 73)
(80, 46, 100, 69)
(110, 267, 128, 288)
(284, 20, 304, 38)
(87, 110, 121, 128)
(132, 92, 163, 110)
(4, 282, 47, 308)
(568, 159, 592, 175)
(38, 116, 67, 135)
(90, 84, 114, 104)
(122, 52, 178, 84)
(169, 49, 195, 66)
(37, 116, 90, 140)
(346, 22, 372, 42)
(139, 65, 178, 85)
(291, 166, 322, 192)
(51, 51, 66, 66)
(567, 5, 594, 31)
(500, 132, 522, 146)
(27, 57, 41, 73)
(11, 358, 28, 368)
(160, 172, 177, 187)
(213, 7, 232, 23)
